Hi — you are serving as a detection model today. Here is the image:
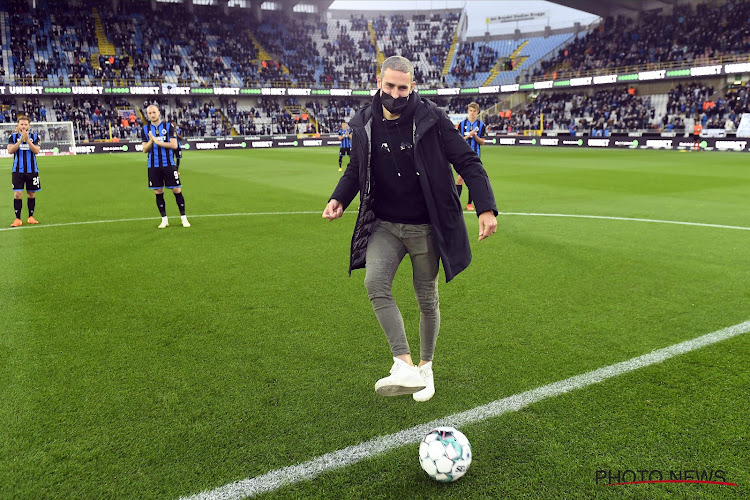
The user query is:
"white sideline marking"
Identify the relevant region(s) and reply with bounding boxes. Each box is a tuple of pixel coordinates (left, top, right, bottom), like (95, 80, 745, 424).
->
(0, 212, 321, 232)
(500, 212, 750, 231)
(181, 319, 750, 500)
(2, 211, 750, 233)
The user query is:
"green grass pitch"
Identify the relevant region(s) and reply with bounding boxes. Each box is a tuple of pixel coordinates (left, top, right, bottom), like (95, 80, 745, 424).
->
(1, 146, 749, 499)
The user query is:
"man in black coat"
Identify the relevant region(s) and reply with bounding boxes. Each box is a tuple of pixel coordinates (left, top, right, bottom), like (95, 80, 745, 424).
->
(322, 56, 498, 402)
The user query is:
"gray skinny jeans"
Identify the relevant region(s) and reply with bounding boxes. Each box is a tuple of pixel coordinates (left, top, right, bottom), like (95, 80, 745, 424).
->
(364, 219, 440, 362)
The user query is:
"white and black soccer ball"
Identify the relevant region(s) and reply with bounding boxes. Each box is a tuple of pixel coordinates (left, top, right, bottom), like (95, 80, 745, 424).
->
(419, 426, 472, 482)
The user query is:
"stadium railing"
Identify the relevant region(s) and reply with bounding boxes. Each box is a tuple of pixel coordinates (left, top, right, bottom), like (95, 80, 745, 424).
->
(522, 53, 750, 84)
(7, 50, 749, 92)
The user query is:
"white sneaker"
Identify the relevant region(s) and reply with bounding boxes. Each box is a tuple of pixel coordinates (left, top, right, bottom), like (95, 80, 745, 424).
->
(157, 217, 169, 229)
(413, 362, 435, 402)
(374, 357, 426, 396)
(181, 216, 191, 228)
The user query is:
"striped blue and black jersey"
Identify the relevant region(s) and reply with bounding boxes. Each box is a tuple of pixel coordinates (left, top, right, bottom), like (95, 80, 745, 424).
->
(141, 121, 176, 168)
(9, 132, 40, 173)
(338, 128, 351, 148)
(458, 119, 486, 157)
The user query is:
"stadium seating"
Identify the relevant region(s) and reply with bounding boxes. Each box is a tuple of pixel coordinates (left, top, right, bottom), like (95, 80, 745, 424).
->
(1, 1, 749, 141)
(529, 1, 750, 83)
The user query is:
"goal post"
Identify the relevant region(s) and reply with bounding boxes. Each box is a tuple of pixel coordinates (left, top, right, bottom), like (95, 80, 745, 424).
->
(0, 121, 76, 157)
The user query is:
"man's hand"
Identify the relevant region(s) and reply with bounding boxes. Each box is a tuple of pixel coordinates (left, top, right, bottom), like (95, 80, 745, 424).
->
(148, 131, 157, 143)
(20, 131, 29, 142)
(478, 211, 497, 241)
(322, 199, 344, 221)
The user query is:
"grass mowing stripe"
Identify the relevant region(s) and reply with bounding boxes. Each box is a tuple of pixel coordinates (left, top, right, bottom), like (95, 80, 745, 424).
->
(181, 319, 750, 500)
(3, 212, 750, 233)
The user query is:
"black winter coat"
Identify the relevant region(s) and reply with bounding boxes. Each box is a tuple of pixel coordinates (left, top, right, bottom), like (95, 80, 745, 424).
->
(330, 94, 497, 282)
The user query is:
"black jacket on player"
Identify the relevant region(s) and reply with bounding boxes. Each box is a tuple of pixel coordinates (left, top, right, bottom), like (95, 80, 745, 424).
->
(329, 91, 497, 282)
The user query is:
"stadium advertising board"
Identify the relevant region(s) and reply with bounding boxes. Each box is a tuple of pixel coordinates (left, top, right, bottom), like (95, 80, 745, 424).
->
(0, 145, 76, 157)
(74, 134, 749, 154)
(77, 135, 344, 153)
(1, 59, 746, 98)
(485, 134, 748, 151)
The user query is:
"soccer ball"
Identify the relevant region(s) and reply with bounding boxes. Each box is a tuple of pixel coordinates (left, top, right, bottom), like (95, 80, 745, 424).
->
(419, 426, 472, 482)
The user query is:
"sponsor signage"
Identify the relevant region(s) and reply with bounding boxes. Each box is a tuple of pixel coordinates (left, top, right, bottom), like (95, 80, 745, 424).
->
(487, 135, 742, 151)
(128, 86, 160, 94)
(0, 146, 74, 156)
(570, 77, 592, 86)
(71, 86, 105, 94)
(725, 62, 750, 73)
(9, 86, 44, 94)
(593, 75, 618, 85)
(714, 140, 747, 151)
(0, 56, 745, 98)
(638, 70, 666, 81)
(645, 139, 673, 149)
(690, 65, 722, 76)
(162, 85, 190, 95)
(488, 12, 547, 23)
(71, 135, 748, 154)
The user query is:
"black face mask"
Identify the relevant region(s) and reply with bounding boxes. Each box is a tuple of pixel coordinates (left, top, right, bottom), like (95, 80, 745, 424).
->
(381, 91, 410, 114)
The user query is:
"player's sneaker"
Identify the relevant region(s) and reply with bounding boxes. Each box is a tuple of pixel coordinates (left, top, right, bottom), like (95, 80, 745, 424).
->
(338, 167, 343, 172)
(10, 218, 22, 227)
(374, 357, 426, 396)
(466, 203, 475, 211)
(157, 217, 169, 229)
(181, 215, 191, 228)
(27, 216, 39, 224)
(413, 362, 435, 402)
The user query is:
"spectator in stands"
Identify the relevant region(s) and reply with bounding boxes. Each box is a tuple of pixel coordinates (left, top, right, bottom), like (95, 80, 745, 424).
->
(322, 55, 498, 403)
(533, 2, 750, 84)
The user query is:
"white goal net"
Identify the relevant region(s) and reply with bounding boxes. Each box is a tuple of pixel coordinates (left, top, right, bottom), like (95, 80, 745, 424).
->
(0, 121, 76, 157)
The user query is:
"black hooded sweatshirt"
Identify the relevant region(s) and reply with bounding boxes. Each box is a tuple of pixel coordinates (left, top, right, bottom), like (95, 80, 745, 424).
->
(370, 91, 430, 224)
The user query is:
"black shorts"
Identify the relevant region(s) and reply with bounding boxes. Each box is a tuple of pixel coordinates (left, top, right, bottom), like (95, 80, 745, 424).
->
(339, 147, 351, 156)
(148, 166, 181, 189)
(12, 172, 41, 192)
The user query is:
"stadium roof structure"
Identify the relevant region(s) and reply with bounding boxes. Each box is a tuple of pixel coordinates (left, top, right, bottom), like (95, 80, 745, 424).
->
(549, 0, 680, 18)
(262, 0, 334, 11)
(152, 0, 336, 12)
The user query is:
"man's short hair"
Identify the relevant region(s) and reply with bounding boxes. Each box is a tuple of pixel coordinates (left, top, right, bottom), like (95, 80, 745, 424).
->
(381, 55, 414, 82)
(17, 114, 30, 123)
(468, 102, 480, 112)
